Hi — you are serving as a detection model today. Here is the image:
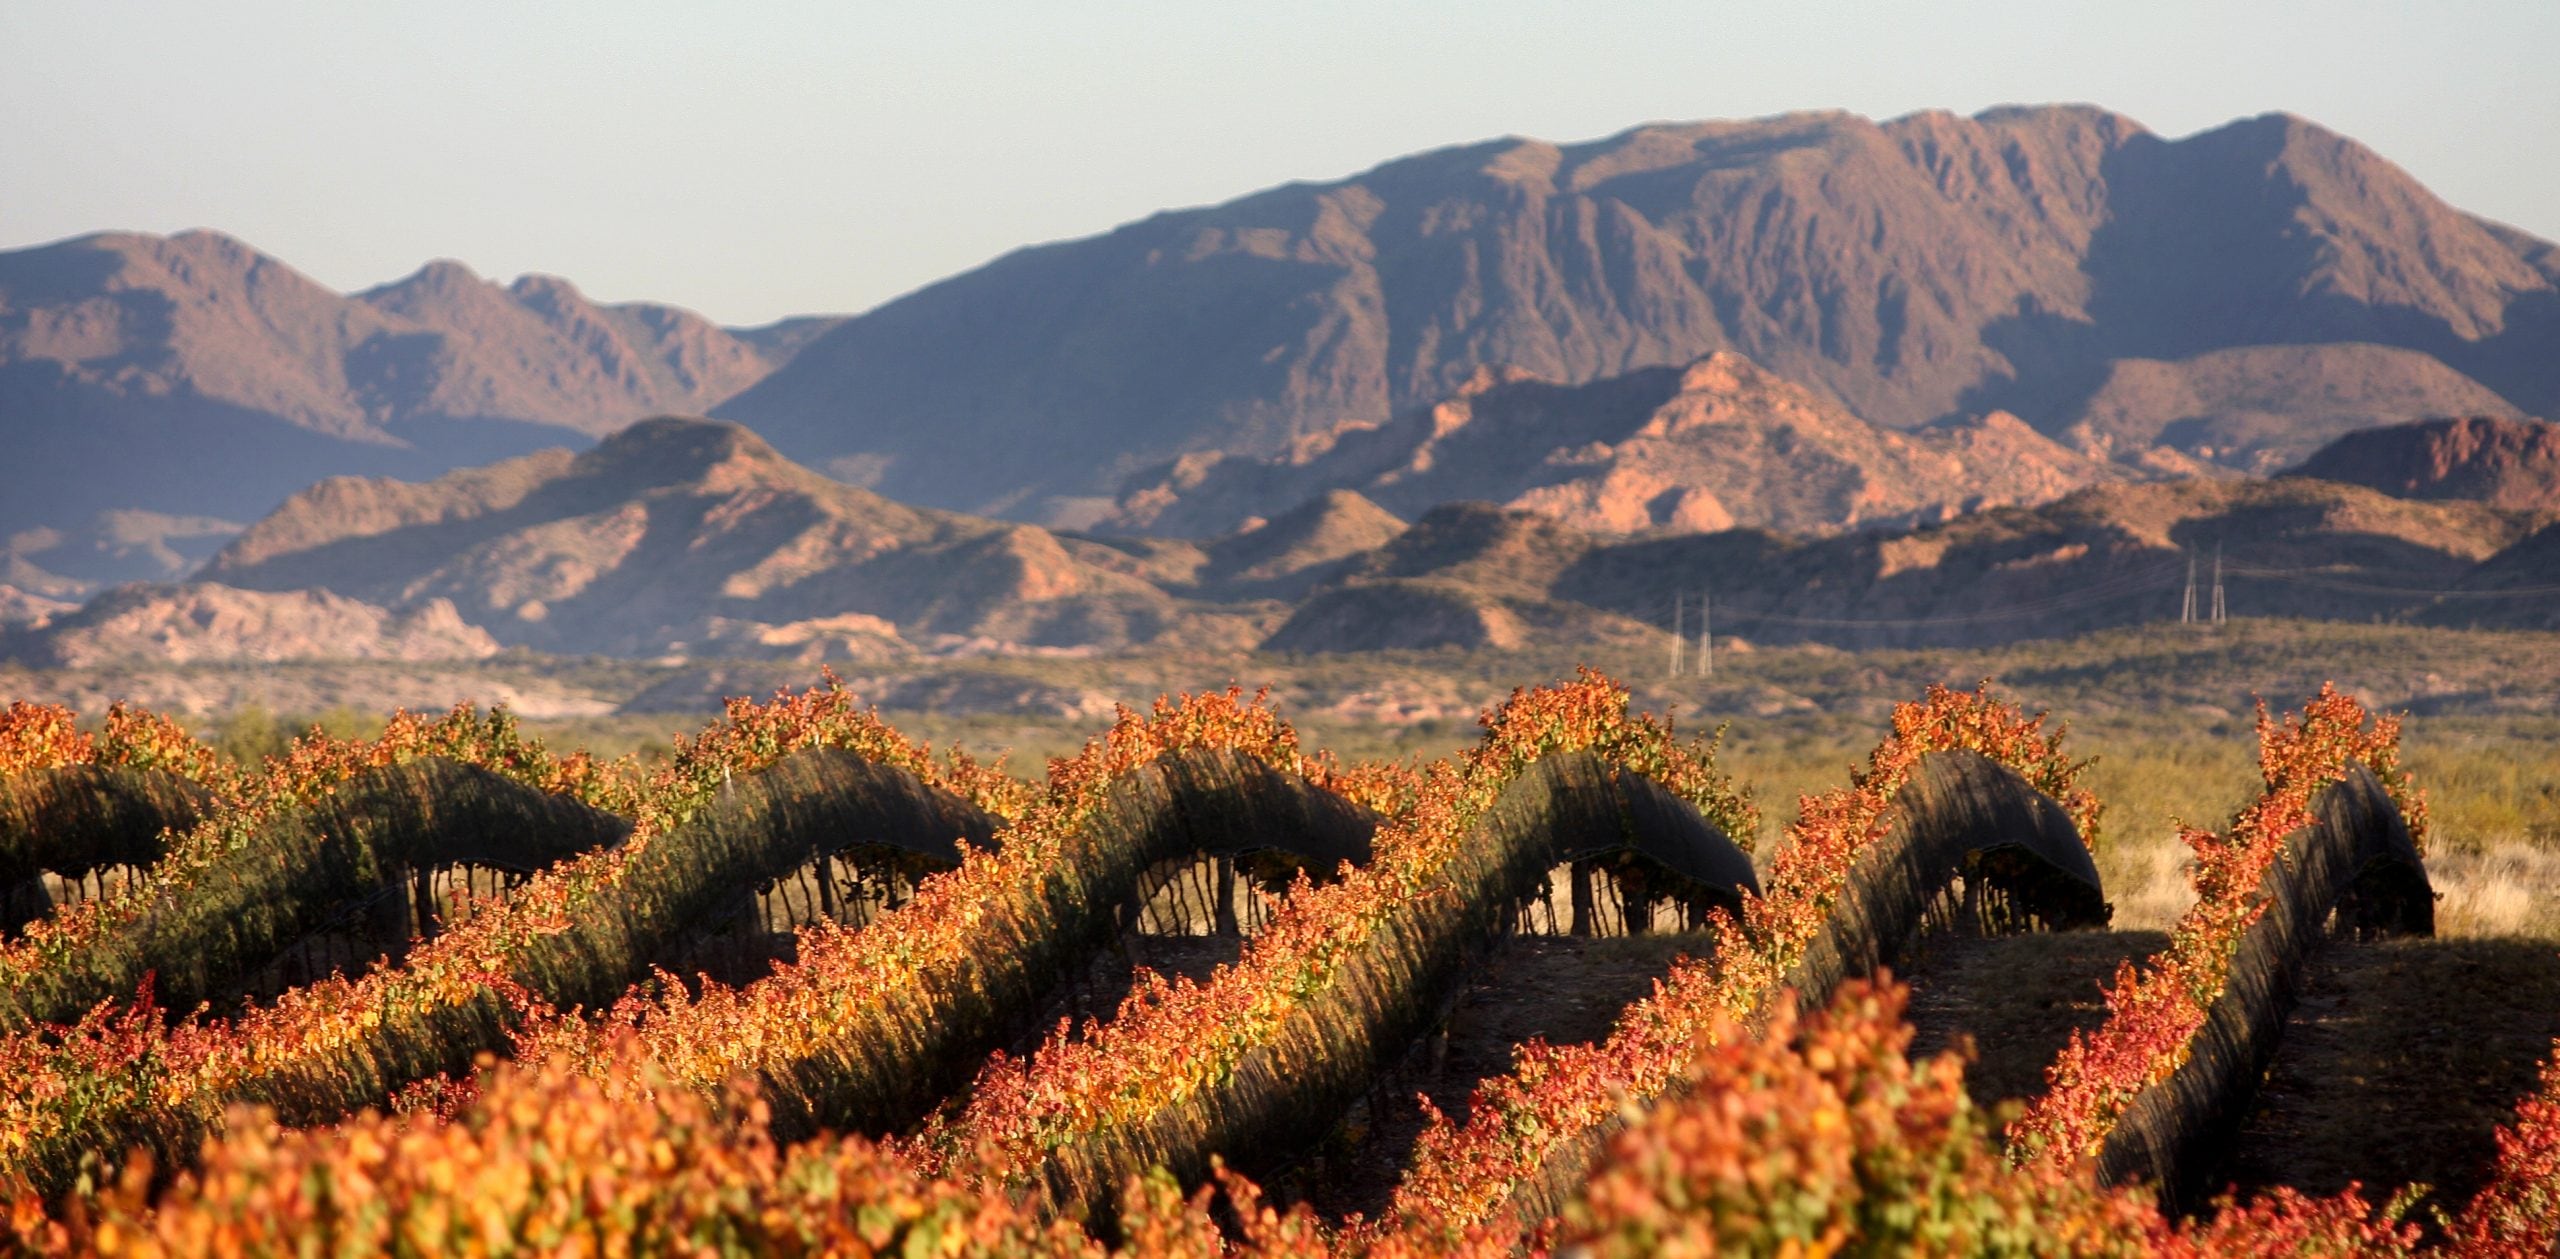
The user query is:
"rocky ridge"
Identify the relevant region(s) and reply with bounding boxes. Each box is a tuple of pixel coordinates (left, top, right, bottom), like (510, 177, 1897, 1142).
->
(12, 411, 2560, 665)
(1265, 477, 2560, 653)
(191, 417, 1273, 661)
(2283, 416, 2560, 512)
(0, 229, 837, 536)
(1102, 351, 2144, 538)
(720, 106, 2558, 520)
(7, 584, 500, 667)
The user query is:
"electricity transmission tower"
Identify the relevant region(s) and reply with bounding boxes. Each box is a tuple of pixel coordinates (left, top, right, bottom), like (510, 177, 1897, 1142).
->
(1669, 593, 1685, 677)
(2211, 545, 2226, 625)
(1697, 588, 1712, 677)
(2181, 554, 2198, 625)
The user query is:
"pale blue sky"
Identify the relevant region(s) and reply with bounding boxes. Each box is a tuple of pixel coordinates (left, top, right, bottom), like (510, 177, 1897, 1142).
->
(3, 1, 2553, 326)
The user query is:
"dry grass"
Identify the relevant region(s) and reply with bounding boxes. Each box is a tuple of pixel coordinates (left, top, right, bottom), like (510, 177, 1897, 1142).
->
(2097, 836, 2201, 935)
(2405, 737, 2560, 852)
(1717, 734, 1867, 864)
(2401, 729, 2560, 947)
(1990, 724, 2560, 941)
(2429, 841, 2560, 939)
(2072, 738, 2255, 931)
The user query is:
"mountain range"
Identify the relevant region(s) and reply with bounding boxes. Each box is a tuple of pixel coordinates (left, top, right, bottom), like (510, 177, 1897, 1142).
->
(1266, 470, 2557, 654)
(189, 418, 1282, 660)
(717, 106, 2557, 521)
(8, 103, 2555, 559)
(1098, 350, 2190, 538)
(5, 414, 2555, 666)
(8, 104, 2559, 662)
(0, 229, 837, 545)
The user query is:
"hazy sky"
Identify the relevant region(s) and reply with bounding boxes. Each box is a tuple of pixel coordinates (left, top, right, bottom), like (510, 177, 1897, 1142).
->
(4, 1, 2554, 326)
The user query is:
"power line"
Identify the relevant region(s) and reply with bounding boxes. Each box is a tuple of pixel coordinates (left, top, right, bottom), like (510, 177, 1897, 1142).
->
(1719, 562, 2184, 629)
(1692, 547, 2559, 632)
(2222, 563, 2560, 599)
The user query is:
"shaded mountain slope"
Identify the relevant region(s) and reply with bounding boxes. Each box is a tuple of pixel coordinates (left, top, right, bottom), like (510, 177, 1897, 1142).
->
(722, 106, 2557, 520)
(1045, 488, 1407, 608)
(2434, 524, 2560, 631)
(2067, 345, 2525, 470)
(0, 230, 836, 535)
(198, 418, 1261, 657)
(1190, 489, 1409, 599)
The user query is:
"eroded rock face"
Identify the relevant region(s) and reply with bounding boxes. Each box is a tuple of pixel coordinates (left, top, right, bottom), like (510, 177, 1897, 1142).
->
(17, 583, 500, 666)
(2286, 417, 2560, 512)
(1102, 352, 2125, 539)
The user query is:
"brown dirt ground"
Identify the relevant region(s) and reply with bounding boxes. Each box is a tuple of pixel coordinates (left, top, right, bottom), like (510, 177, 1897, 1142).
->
(1279, 932, 1709, 1223)
(2214, 936, 2560, 1220)
(1899, 928, 2172, 1116)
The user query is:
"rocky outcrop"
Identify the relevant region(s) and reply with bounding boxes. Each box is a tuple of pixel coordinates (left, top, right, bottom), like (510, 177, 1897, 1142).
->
(2285, 416, 2560, 512)
(1103, 353, 2125, 538)
(13, 584, 500, 666)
